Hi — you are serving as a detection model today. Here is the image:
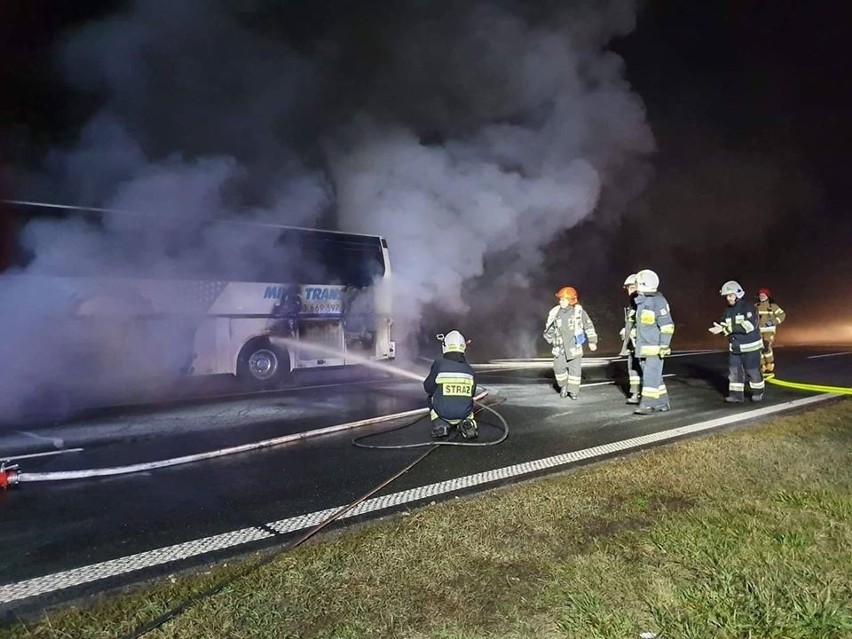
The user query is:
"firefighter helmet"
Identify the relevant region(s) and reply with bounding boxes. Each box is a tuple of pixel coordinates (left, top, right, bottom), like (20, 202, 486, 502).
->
(635, 269, 659, 293)
(720, 280, 745, 299)
(623, 273, 638, 287)
(758, 287, 771, 298)
(438, 330, 467, 354)
(555, 286, 578, 304)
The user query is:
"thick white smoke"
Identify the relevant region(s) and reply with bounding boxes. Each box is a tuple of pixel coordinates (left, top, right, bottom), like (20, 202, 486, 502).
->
(1, 0, 653, 418)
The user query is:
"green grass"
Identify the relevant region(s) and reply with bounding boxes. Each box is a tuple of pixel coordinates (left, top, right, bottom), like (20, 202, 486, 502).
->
(3, 400, 851, 639)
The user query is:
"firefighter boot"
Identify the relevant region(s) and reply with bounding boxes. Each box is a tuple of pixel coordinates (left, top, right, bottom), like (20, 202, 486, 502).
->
(459, 418, 478, 440)
(431, 421, 450, 439)
(559, 386, 569, 398)
(626, 393, 640, 405)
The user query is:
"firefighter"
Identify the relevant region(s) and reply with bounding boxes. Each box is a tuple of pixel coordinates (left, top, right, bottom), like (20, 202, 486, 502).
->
(709, 281, 765, 402)
(756, 287, 786, 374)
(619, 273, 642, 404)
(543, 286, 598, 400)
(632, 269, 675, 414)
(423, 330, 478, 439)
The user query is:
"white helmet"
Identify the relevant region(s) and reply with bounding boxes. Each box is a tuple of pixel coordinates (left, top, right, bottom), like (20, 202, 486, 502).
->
(635, 269, 659, 293)
(437, 330, 466, 354)
(719, 280, 745, 299)
(623, 273, 638, 287)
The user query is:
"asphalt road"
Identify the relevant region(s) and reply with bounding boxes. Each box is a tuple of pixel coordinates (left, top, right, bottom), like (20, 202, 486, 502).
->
(0, 345, 849, 618)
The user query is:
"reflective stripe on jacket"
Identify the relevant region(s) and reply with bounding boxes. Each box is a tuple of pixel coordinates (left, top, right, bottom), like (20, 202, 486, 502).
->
(721, 299, 763, 354)
(423, 354, 477, 421)
(756, 300, 786, 333)
(633, 291, 674, 357)
(544, 304, 598, 359)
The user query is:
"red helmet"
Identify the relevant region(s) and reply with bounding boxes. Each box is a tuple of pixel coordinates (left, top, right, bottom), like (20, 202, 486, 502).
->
(758, 287, 771, 298)
(555, 286, 578, 304)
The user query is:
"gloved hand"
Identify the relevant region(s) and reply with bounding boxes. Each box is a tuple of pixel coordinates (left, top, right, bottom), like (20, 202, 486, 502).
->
(708, 323, 725, 335)
(589, 343, 598, 352)
(551, 346, 562, 357)
(619, 328, 626, 340)
(659, 345, 671, 358)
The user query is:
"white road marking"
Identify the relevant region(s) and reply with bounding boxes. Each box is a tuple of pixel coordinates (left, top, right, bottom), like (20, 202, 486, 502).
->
(806, 351, 852, 360)
(3, 449, 84, 462)
(0, 392, 837, 605)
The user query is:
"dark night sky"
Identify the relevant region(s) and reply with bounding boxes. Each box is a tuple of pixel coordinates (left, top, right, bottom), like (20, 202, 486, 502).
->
(2, 0, 851, 350)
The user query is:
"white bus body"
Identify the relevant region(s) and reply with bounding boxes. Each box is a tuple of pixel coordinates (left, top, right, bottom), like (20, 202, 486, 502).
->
(2, 206, 395, 389)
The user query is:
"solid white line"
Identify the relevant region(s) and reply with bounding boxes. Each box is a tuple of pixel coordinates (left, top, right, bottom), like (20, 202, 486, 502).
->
(4, 449, 84, 462)
(0, 392, 836, 605)
(806, 351, 852, 360)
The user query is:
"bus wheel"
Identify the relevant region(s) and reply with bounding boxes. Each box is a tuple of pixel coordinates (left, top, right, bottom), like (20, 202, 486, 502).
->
(237, 339, 290, 389)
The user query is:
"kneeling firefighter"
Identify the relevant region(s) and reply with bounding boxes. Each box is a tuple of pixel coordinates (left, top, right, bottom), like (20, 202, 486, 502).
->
(423, 331, 478, 439)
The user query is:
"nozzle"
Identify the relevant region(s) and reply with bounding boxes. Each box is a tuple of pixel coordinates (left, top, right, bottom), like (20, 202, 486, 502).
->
(1, 461, 20, 489)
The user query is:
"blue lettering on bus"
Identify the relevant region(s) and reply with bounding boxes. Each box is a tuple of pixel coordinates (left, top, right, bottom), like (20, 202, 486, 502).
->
(305, 287, 341, 301)
(264, 286, 344, 301)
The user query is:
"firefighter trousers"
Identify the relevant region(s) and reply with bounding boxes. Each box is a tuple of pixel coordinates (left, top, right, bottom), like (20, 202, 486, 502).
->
(638, 356, 668, 409)
(553, 353, 582, 394)
(627, 350, 642, 396)
(760, 331, 776, 373)
(729, 351, 764, 400)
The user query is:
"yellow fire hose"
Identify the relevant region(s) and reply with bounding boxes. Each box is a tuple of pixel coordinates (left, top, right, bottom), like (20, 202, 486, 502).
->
(764, 373, 852, 395)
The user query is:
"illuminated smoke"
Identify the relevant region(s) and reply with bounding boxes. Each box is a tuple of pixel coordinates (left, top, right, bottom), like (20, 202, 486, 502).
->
(0, 0, 653, 418)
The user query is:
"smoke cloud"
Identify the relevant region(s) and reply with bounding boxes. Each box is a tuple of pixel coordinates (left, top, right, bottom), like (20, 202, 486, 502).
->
(1, 0, 653, 419)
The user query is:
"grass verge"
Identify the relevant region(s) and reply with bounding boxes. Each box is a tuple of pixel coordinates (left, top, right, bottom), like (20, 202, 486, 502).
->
(2, 400, 851, 638)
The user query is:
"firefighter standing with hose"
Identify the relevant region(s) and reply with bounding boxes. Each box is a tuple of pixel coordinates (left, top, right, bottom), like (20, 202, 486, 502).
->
(755, 287, 786, 375)
(543, 286, 598, 400)
(709, 281, 766, 403)
(423, 331, 478, 439)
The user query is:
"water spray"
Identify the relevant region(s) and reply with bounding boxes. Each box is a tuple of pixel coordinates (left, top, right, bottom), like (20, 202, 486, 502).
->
(269, 336, 426, 382)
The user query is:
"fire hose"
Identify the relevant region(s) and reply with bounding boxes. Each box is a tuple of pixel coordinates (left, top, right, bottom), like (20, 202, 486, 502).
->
(763, 373, 852, 395)
(0, 392, 496, 489)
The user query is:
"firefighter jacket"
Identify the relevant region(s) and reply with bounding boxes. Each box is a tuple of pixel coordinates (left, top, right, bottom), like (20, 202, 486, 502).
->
(423, 352, 477, 421)
(720, 298, 763, 354)
(543, 304, 598, 359)
(756, 299, 786, 334)
(633, 291, 675, 357)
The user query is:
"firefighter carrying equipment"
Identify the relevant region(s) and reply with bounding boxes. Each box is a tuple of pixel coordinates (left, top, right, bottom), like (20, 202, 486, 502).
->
(544, 299, 598, 396)
(720, 280, 745, 299)
(438, 330, 467, 354)
(555, 286, 578, 304)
